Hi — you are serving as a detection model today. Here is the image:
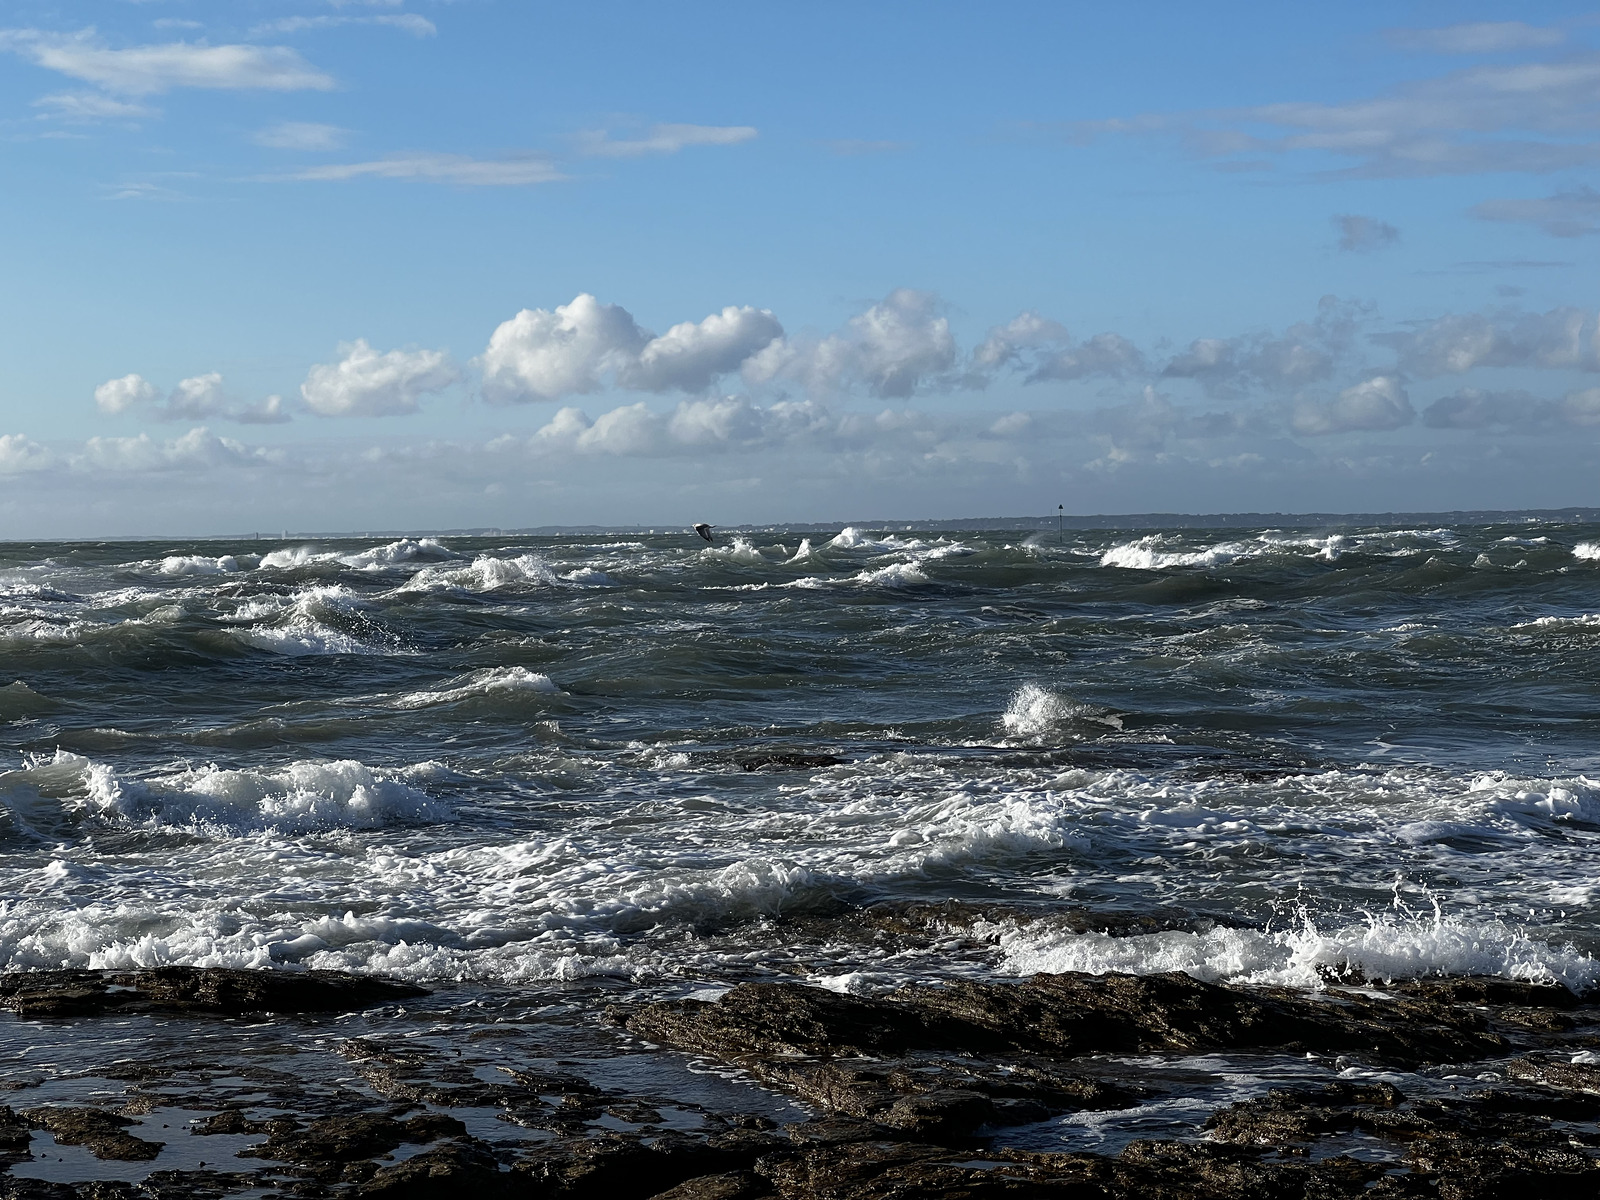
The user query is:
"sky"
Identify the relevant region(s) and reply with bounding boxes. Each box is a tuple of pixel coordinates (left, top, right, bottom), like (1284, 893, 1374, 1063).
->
(3, 2, 1600, 535)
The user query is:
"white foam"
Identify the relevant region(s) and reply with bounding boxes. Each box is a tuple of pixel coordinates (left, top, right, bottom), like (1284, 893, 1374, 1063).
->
(1574, 542, 1600, 561)
(1099, 535, 1251, 570)
(258, 545, 339, 570)
(339, 537, 455, 570)
(399, 553, 560, 594)
(995, 904, 1600, 994)
(1001, 684, 1121, 741)
(852, 562, 928, 587)
(158, 555, 239, 576)
(388, 666, 560, 708)
(700, 536, 766, 565)
(10, 750, 451, 834)
(226, 585, 390, 655)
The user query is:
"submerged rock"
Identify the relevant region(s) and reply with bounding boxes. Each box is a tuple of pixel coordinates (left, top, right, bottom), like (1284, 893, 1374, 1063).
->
(0, 967, 427, 1017)
(19, 1107, 162, 1161)
(738, 753, 845, 771)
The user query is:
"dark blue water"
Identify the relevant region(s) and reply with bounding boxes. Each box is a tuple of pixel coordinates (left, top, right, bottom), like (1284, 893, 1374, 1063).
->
(2, 521, 1599, 997)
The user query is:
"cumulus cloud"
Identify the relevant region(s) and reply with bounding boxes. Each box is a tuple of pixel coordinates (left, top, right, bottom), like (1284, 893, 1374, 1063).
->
(524, 396, 899, 457)
(1334, 214, 1400, 252)
(1384, 22, 1564, 55)
(479, 296, 784, 403)
(481, 295, 650, 403)
(0, 29, 334, 95)
(622, 307, 784, 392)
(300, 340, 459, 417)
(286, 153, 564, 186)
(93, 372, 288, 423)
(1291, 376, 1414, 435)
(0, 434, 51, 474)
(1474, 186, 1600, 238)
(747, 289, 957, 399)
(577, 124, 758, 158)
(1162, 297, 1363, 397)
(78, 427, 271, 472)
(1381, 307, 1592, 375)
(254, 121, 348, 151)
(94, 373, 159, 414)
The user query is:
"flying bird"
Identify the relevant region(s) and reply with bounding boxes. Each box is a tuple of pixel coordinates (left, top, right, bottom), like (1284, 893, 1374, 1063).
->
(692, 523, 715, 543)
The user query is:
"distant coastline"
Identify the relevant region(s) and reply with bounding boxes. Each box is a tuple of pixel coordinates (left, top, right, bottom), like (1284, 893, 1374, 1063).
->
(34, 506, 1600, 542)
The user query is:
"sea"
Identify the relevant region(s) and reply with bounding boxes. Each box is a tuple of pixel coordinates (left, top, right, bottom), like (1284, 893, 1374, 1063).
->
(3, 517, 1600, 1166)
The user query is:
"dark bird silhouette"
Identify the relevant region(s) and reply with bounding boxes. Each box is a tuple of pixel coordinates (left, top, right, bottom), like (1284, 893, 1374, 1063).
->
(692, 523, 714, 543)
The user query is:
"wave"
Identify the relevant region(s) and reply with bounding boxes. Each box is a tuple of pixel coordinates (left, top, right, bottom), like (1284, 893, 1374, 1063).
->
(399, 553, 560, 594)
(158, 555, 241, 576)
(1574, 542, 1600, 561)
(386, 666, 560, 708)
(1000, 684, 1121, 741)
(993, 902, 1600, 994)
(5, 750, 451, 835)
(225, 584, 395, 655)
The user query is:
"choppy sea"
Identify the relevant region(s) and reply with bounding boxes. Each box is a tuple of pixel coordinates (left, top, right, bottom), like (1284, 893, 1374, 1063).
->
(4, 518, 1600, 1163)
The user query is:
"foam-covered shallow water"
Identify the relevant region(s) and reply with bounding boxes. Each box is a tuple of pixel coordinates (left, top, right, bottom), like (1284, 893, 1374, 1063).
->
(3, 522, 1600, 996)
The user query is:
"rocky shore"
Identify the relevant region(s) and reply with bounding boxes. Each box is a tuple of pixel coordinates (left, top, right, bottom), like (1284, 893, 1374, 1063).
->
(1, 960, 1599, 1199)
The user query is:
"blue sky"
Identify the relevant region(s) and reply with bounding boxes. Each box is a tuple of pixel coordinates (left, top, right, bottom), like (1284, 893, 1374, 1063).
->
(2, 2, 1599, 535)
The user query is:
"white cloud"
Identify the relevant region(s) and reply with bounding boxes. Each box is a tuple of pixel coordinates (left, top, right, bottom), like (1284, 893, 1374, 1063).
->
(301, 340, 459, 417)
(94, 373, 159, 414)
(253, 14, 436, 37)
(94, 371, 282, 422)
(1474, 186, 1600, 238)
(0, 434, 51, 474)
(77, 427, 269, 473)
(973, 312, 1071, 369)
(1385, 22, 1565, 55)
(0, 30, 335, 95)
(31, 90, 154, 122)
(1334, 214, 1400, 252)
(234, 395, 292, 425)
(1383, 307, 1592, 375)
(1032, 332, 1145, 382)
(1161, 298, 1362, 396)
(481, 295, 649, 403)
(287, 153, 564, 186)
(747, 289, 957, 399)
(1292, 376, 1414, 435)
(623, 307, 784, 392)
(166, 372, 227, 419)
(254, 121, 349, 151)
(577, 124, 758, 158)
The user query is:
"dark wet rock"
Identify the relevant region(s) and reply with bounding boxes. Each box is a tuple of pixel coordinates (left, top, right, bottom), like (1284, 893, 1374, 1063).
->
(514, 1129, 786, 1198)
(0, 1105, 31, 1154)
(620, 972, 1510, 1070)
(358, 1139, 509, 1198)
(738, 754, 844, 772)
(647, 1171, 771, 1200)
(0, 967, 426, 1018)
(20, 1106, 163, 1161)
(246, 1113, 465, 1164)
(1506, 1055, 1600, 1093)
(753, 1055, 1136, 1139)
(0, 1182, 81, 1200)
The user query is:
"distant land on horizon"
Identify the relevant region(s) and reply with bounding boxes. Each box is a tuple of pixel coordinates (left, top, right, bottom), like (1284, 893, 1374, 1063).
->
(36, 507, 1600, 542)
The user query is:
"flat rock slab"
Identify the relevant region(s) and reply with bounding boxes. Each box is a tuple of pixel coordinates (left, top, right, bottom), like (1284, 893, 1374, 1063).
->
(0, 967, 427, 1017)
(620, 970, 1528, 1068)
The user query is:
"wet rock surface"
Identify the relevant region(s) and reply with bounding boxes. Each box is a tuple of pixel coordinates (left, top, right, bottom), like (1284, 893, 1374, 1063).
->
(0, 969, 426, 1018)
(1, 964, 1599, 1198)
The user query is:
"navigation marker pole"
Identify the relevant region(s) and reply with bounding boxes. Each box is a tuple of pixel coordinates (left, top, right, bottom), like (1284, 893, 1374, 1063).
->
(1058, 504, 1064, 546)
